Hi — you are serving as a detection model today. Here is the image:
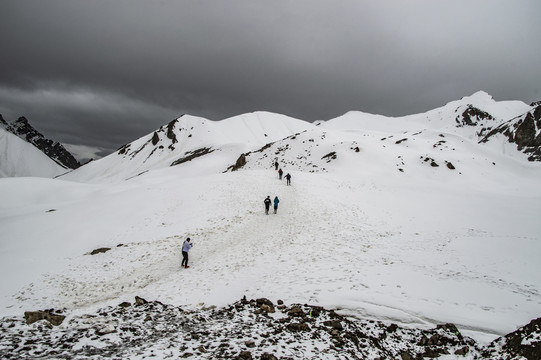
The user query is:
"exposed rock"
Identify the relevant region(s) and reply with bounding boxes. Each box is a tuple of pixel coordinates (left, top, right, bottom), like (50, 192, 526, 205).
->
(0, 114, 8, 127)
(400, 351, 415, 360)
(236, 350, 253, 360)
(1, 116, 80, 169)
(395, 138, 408, 144)
(231, 153, 247, 171)
(480, 105, 541, 161)
(90, 247, 111, 255)
(166, 119, 179, 144)
(484, 317, 541, 360)
(151, 132, 160, 145)
(2, 299, 539, 360)
(287, 306, 305, 318)
(457, 105, 494, 126)
(135, 296, 148, 305)
(96, 324, 116, 336)
(324, 320, 343, 331)
(171, 147, 214, 166)
(454, 346, 469, 355)
(321, 151, 337, 162)
(24, 310, 65, 326)
(286, 322, 310, 332)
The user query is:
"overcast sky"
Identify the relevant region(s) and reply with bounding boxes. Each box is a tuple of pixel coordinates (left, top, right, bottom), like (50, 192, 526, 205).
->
(1, 0, 540, 159)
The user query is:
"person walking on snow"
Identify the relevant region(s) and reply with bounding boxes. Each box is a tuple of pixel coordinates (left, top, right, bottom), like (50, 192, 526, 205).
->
(273, 196, 280, 214)
(264, 195, 271, 215)
(274, 160, 279, 170)
(285, 173, 291, 186)
(278, 168, 283, 180)
(181, 237, 192, 268)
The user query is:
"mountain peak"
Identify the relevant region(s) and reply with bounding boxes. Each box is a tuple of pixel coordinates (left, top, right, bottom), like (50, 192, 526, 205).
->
(15, 116, 30, 125)
(461, 91, 494, 103)
(1, 115, 81, 170)
(0, 114, 8, 127)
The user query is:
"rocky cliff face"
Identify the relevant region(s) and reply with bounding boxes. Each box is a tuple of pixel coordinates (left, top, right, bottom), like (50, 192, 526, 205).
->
(480, 105, 541, 161)
(0, 115, 81, 169)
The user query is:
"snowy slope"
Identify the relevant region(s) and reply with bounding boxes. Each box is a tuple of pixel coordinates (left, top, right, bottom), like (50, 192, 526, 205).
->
(59, 112, 315, 183)
(0, 92, 540, 350)
(0, 128, 67, 178)
(322, 91, 532, 137)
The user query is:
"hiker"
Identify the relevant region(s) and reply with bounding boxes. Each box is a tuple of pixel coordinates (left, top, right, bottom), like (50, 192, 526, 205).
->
(278, 168, 283, 180)
(285, 173, 291, 186)
(274, 160, 279, 170)
(264, 196, 271, 215)
(273, 196, 280, 214)
(181, 237, 192, 268)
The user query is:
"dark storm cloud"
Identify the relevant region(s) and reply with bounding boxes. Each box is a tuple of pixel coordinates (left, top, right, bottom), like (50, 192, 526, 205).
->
(1, 0, 540, 158)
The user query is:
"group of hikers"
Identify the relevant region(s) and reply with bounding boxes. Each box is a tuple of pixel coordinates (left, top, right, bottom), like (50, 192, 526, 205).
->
(275, 160, 291, 186)
(181, 160, 292, 269)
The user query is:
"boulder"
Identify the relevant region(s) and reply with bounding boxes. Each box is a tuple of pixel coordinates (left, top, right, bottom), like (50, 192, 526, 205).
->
(24, 310, 65, 326)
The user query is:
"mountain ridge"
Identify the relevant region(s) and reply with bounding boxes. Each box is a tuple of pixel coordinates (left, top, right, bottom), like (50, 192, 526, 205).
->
(0, 114, 81, 171)
(56, 91, 540, 183)
(2, 91, 540, 182)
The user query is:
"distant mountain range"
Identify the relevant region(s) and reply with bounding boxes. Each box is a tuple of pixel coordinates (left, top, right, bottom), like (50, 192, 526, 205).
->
(1, 91, 539, 180)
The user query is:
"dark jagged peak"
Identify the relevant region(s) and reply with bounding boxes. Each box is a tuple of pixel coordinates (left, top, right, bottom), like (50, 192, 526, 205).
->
(480, 104, 541, 161)
(3, 116, 81, 169)
(0, 114, 9, 128)
(531, 100, 541, 107)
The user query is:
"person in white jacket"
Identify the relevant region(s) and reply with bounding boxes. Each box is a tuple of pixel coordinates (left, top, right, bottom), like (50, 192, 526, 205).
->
(181, 237, 192, 268)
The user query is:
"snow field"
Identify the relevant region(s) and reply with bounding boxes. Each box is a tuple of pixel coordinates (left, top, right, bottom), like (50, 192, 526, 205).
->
(3, 162, 539, 345)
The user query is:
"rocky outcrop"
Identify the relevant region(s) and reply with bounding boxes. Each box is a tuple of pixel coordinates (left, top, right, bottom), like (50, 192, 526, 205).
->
(89, 247, 111, 255)
(480, 105, 541, 161)
(456, 105, 494, 127)
(1, 297, 539, 359)
(170, 147, 214, 166)
(23, 310, 65, 326)
(483, 317, 541, 359)
(229, 153, 247, 171)
(0, 115, 81, 169)
(0, 114, 8, 127)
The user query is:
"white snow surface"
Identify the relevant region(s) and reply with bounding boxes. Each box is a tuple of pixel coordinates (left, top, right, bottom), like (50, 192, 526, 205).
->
(1, 93, 540, 345)
(0, 128, 66, 178)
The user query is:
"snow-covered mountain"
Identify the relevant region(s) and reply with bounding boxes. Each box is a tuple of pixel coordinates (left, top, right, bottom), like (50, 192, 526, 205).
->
(0, 114, 81, 173)
(1, 92, 540, 358)
(58, 112, 315, 182)
(57, 91, 538, 184)
(0, 126, 68, 178)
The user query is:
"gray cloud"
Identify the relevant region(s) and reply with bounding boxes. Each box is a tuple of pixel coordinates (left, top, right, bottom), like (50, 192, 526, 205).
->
(1, 0, 540, 157)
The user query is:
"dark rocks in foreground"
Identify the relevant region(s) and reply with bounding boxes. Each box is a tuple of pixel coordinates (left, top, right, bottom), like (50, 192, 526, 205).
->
(0, 297, 539, 359)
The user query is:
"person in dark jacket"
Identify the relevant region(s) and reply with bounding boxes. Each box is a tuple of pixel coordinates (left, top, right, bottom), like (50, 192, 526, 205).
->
(285, 173, 291, 186)
(264, 196, 271, 215)
(181, 237, 192, 268)
(273, 196, 280, 214)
